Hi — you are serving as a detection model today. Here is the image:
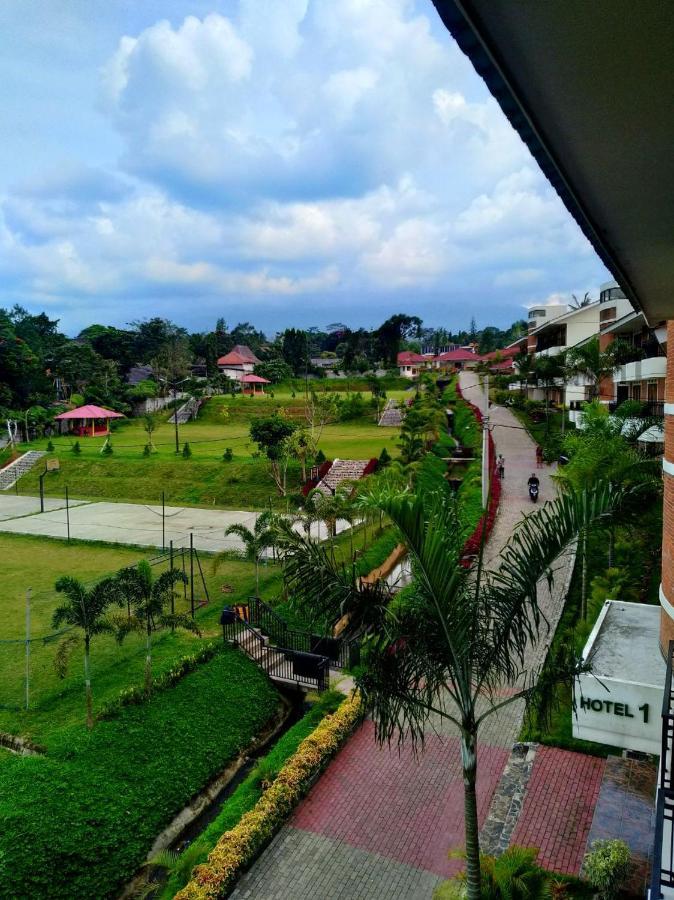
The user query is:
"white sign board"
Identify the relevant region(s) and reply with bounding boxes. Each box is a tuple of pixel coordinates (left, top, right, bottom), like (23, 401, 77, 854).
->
(572, 600, 665, 756)
(573, 675, 663, 755)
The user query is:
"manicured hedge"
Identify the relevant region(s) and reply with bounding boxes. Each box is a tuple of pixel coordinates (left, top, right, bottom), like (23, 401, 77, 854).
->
(0, 647, 279, 899)
(175, 693, 363, 900)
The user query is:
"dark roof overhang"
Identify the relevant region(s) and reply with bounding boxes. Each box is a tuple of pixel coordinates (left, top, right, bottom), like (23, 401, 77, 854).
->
(432, 1, 674, 323)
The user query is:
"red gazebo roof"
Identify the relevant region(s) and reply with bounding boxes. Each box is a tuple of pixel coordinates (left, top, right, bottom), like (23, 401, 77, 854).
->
(241, 374, 270, 384)
(55, 404, 125, 420)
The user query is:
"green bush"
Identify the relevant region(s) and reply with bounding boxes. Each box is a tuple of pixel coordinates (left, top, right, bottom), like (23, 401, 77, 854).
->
(101, 440, 113, 456)
(71, 440, 81, 455)
(46, 440, 55, 452)
(583, 840, 631, 900)
(0, 647, 279, 899)
(222, 447, 233, 462)
(143, 443, 152, 457)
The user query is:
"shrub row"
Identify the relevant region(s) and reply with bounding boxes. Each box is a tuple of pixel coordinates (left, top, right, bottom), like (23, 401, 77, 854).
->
(97, 641, 221, 719)
(0, 647, 279, 899)
(160, 690, 345, 898)
(175, 693, 363, 900)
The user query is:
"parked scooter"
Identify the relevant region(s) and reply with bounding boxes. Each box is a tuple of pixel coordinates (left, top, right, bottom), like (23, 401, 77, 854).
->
(528, 473, 540, 503)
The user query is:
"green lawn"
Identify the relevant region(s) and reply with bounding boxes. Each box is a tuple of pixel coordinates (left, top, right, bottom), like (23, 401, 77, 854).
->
(0, 646, 280, 900)
(0, 532, 284, 740)
(16, 393, 400, 509)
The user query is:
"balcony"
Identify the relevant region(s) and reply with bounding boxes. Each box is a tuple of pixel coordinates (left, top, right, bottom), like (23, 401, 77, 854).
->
(607, 400, 664, 417)
(534, 345, 565, 358)
(615, 356, 667, 383)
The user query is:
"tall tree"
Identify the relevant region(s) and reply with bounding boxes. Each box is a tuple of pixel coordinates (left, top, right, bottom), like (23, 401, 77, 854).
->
(566, 337, 618, 400)
(376, 314, 422, 367)
(275, 482, 620, 900)
(249, 415, 297, 495)
(53, 575, 118, 729)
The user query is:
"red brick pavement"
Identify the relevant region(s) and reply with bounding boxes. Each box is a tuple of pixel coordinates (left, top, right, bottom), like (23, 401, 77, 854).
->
(292, 720, 509, 877)
(510, 746, 606, 874)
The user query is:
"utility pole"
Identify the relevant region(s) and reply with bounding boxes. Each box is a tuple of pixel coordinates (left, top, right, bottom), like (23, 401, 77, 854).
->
(25, 589, 31, 710)
(481, 374, 490, 509)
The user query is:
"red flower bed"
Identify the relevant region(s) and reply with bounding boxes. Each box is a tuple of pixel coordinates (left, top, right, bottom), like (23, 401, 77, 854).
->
(456, 390, 502, 567)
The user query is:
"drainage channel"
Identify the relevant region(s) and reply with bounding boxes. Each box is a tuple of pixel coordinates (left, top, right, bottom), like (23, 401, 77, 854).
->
(121, 687, 308, 899)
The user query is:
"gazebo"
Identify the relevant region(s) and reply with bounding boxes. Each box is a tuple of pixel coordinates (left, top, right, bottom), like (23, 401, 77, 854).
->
(240, 374, 271, 396)
(55, 404, 125, 437)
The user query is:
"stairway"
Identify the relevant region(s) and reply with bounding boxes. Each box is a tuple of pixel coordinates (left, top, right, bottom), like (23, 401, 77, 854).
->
(378, 399, 403, 426)
(169, 398, 200, 425)
(314, 458, 371, 495)
(0, 451, 46, 491)
(230, 623, 328, 691)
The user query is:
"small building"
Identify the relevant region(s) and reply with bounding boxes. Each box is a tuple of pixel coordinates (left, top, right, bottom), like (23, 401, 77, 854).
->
(216, 345, 261, 382)
(397, 351, 429, 378)
(55, 404, 125, 437)
(240, 374, 270, 395)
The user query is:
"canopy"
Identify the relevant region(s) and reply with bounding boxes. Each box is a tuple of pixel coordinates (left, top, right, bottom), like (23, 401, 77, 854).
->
(638, 425, 665, 444)
(240, 374, 270, 384)
(55, 404, 125, 420)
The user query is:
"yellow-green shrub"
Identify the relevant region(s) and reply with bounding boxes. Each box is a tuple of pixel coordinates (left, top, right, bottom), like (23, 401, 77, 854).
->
(175, 693, 362, 900)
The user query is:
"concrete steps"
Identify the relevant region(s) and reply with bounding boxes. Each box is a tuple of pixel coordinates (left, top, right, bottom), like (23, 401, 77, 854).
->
(315, 458, 371, 495)
(0, 451, 46, 491)
(378, 399, 403, 426)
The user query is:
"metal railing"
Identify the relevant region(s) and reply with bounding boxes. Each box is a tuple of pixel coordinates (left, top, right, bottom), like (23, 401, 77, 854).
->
(247, 596, 360, 670)
(651, 641, 674, 898)
(221, 612, 329, 692)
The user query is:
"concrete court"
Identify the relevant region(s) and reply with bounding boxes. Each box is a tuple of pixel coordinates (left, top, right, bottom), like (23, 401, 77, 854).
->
(0, 493, 351, 553)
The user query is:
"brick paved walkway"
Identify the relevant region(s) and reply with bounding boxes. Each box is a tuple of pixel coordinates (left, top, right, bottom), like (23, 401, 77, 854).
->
(231, 376, 585, 899)
(510, 747, 605, 874)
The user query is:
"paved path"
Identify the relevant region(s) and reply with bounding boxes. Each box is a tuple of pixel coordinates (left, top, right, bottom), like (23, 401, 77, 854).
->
(230, 375, 583, 899)
(0, 495, 350, 553)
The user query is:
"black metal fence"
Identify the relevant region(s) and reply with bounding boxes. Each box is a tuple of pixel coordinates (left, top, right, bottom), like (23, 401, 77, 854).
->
(650, 641, 674, 898)
(247, 596, 360, 669)
(221, 612, 329, 692)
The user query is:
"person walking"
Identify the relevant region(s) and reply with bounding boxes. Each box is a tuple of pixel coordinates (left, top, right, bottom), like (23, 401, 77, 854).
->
(496, 454, 505, 480)
(535, 445, 544, 468)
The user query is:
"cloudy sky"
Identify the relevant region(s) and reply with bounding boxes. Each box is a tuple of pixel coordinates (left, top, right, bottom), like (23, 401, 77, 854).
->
(0, 0, 609, 336)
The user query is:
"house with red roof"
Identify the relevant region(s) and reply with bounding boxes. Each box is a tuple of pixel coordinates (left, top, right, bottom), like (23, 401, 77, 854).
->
(216, 345, 261, 382)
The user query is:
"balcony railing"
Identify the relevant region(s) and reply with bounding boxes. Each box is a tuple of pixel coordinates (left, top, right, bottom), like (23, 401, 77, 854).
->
(607, 400, 664, 417)
(650, 641, 674, 898)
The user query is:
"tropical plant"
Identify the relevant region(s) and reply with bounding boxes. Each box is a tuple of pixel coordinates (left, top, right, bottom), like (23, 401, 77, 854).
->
(274, 481, 620, 900)
(286, 427, 317, 482)
(434, 846, 550, 900)
(111, 561, 196, 694)
(583, 840, 631, 900)
(219, 510, 277, 594)
(52, 575, 118, 729)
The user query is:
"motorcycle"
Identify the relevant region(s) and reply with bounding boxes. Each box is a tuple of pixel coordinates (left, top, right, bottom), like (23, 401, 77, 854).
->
(528, 482, 539, 503)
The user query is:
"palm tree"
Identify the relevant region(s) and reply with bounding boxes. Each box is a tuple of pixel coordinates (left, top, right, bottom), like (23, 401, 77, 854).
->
(53, 575, 118, 729)
(569, 291, 594, 309)
(112, 561, 196, 694)
(532, 353, 566, 434)
(219, 511, 276, 595)
(275, 482, 619, 900)
(566, 337, 617, 401)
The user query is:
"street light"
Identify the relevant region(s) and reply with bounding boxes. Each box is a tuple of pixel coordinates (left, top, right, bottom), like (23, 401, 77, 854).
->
(158, 376, 190, 453)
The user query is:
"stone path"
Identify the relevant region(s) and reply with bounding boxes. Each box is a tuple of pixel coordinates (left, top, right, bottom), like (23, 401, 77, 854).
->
(230, 375, 588, 899)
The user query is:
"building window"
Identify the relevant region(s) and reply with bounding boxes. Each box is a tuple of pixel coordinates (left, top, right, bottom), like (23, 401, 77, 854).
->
(600, 286, 626, 303)
(648, 381, 658, 402)
(528, 309, 546, 319)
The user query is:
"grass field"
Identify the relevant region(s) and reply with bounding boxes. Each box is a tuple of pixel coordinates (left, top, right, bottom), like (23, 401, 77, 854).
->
(0, 531, 284, 740)
(15, 391, 402, 509)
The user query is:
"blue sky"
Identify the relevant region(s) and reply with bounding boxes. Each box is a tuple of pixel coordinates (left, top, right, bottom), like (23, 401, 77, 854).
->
(0, 0, 609, 336)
